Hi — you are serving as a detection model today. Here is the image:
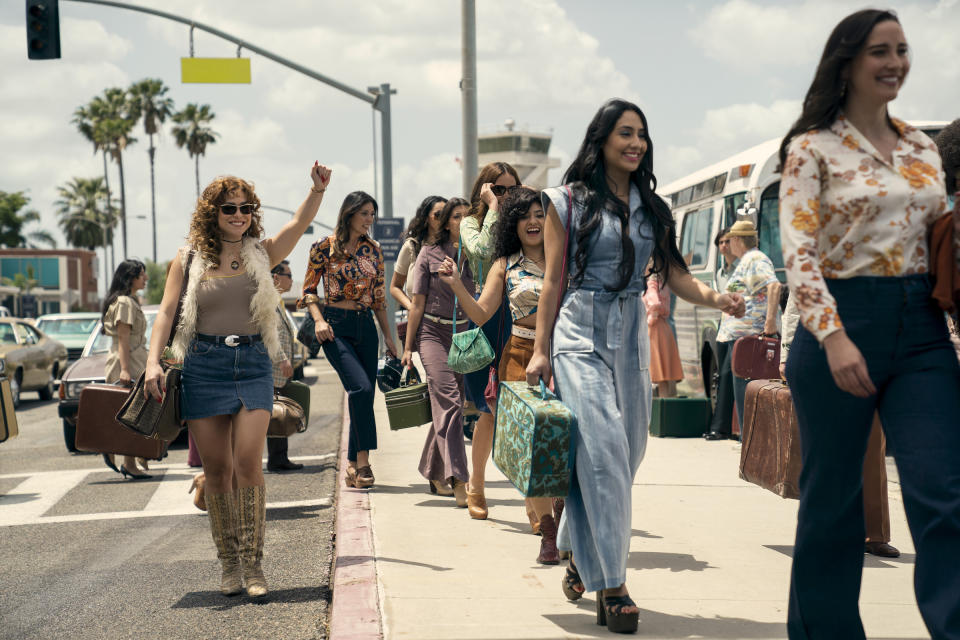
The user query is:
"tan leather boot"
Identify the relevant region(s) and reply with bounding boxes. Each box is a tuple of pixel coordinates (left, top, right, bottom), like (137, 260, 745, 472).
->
(238, 485, 268, 597)
(205, 491, 242, 595)
(466, 484, 488, 519)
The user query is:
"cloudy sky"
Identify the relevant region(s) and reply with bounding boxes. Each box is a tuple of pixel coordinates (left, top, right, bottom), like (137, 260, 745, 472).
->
(1, 0, 957, 290)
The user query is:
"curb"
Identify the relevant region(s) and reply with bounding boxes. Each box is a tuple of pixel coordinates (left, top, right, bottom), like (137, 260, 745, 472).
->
(329, 394, 383, 640)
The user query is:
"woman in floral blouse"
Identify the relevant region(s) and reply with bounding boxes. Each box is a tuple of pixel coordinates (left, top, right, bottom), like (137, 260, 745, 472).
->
(779, 10, 960, 639)
(300, 191, 398, 489)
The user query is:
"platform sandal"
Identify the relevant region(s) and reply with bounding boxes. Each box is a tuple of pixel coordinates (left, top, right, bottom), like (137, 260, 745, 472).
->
(562, 560, 585, 601)
(596, 591, 639, 634)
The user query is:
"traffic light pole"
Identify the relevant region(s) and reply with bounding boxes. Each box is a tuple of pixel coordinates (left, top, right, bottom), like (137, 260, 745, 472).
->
(61, 0, 395, 219)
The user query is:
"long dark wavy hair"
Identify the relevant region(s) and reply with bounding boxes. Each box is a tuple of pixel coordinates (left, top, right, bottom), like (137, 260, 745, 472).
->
(492, 187, 541, 261)
(468, 162, 521, 224)
(101, 259, 145, 326)
(430, 197, 469, 248)
(405, 195, 448, 253)
(779, 9, 901, 167)
(332, 191, 378, 258)
(564, 98, 687, 291)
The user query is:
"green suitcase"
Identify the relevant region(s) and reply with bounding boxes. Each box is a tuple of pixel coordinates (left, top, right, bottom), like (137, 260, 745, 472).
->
(649, 396, 711, 437)
(384, 369, 432, 430)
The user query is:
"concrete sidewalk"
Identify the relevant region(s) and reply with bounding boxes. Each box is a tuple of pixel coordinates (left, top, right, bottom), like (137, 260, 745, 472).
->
(331, 390, 929, 640)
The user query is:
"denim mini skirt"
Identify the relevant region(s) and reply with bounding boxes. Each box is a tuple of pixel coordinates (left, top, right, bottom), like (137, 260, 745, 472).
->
(181, 335, 273, 420)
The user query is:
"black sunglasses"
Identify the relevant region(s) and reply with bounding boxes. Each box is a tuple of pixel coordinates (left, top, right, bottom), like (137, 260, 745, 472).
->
(491, 184, 526, 197)
(220, 203, 257, 215)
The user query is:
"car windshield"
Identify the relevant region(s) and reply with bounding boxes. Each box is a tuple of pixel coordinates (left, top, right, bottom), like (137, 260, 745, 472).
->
(87, 311, 157, 355)
(37, 317, 99, 336)
(0, 324, 16, 344)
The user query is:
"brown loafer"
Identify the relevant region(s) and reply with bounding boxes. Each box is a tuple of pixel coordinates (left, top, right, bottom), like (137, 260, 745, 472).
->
(865, 541, 900, 558)
(466, 485, 488, 520)
(355, 465, 375, 489)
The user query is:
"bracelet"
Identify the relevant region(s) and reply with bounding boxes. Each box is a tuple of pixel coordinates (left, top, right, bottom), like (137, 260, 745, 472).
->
(311, 186, 326, 194)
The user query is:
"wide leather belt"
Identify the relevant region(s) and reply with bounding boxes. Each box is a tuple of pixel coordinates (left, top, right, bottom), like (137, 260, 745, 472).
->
(511, 325, 537, 339)
(196, 333, 262, 347)
(422, 313, 469, 326)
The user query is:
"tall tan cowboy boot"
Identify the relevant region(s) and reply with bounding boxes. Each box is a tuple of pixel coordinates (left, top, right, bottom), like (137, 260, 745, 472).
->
(205, 491, 242, 595)
(238, 485, 268, 597)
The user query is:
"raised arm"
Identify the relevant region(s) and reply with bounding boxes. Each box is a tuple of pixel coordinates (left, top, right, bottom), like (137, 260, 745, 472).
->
(262, 163, 332, 266)
(460, 185, 500, 267)
(438, 256, 506, 326)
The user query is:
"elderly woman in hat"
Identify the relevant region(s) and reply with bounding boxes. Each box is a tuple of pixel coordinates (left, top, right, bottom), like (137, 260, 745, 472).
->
(714, 220, 781, 432)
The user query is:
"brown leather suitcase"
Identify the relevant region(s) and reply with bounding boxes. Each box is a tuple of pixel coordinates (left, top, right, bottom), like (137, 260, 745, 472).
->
(76, 384, 165, 460)
(739, 379, 801, 499)
(732, 334, 781, 380)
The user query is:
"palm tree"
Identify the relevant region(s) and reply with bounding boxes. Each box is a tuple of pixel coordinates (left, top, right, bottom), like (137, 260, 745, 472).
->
(171, 103, 218, 198)
(95, 88, 137, 260)
(72, 101, 116, 271)
(128, 79, 174, 262)
(0, 190, 57, 249)
(55, 177, 116, 287)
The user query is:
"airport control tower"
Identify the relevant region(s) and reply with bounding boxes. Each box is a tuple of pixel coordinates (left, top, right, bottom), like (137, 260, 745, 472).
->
(477, 119, 561, 189)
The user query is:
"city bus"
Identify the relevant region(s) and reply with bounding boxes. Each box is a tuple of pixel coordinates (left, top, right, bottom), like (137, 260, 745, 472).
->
(660, 122, 947, 408)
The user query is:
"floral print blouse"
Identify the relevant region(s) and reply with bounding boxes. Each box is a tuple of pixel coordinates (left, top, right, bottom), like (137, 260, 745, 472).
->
(779, 115, 951, 342)
(298, 235, 386, 311)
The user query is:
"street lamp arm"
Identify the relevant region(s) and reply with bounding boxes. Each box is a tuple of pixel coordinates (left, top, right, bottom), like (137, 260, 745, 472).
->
(63, 0, 376, 105)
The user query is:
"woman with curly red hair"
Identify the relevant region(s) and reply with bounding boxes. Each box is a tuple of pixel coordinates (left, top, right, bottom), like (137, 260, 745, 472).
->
(145, 163, 331, 598)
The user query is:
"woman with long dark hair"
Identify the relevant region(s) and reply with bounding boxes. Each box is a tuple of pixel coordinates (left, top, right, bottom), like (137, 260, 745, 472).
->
(145, 164, 330, 598)
(459, 162, 520, 521)
(390, 196, 448, 313)
(400, 197, 474, 503)
(301, 191, 398, 490)
(439, 186, 564, 565)
(525, 99, 744, 633)
(779, 10, 960, 638)
(100, 259, 150, 478)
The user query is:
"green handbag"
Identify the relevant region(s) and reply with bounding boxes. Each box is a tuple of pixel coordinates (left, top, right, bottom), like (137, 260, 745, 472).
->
(447, 244, 495, 374)
(385, 367, 432, 430)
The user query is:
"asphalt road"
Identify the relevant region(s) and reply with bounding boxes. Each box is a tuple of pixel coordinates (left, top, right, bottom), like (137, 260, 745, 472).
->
(0, 359, 344, 640)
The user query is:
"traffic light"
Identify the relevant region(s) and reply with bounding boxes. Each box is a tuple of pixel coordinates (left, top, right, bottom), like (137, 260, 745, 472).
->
(25, 0, 61, 60)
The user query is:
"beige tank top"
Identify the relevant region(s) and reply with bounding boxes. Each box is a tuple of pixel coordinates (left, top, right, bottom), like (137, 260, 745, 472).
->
(196, 273, 259, 336)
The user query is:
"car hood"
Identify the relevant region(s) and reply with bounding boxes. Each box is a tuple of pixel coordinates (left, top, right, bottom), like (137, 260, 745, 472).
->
(62, 353, 108, 381)
(46, 334, 91, 349)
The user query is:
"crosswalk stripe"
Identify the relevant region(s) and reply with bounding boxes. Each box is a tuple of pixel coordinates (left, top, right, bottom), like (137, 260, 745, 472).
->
(1, 470, 92, 526)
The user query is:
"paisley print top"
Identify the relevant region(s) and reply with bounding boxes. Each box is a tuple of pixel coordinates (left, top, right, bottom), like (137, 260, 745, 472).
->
(505, 251, 544, 321)
(779, 115, 951, 342)
(299, 235, 386, 310)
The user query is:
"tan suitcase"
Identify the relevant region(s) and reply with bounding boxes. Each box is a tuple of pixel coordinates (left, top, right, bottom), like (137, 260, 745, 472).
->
(739, 379, 802, 499)
(76, 384, 165, 460)
(0, 378, 18, 443)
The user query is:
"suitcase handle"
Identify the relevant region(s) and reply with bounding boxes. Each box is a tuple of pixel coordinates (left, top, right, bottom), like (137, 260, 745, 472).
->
(527, 379, 549, 400)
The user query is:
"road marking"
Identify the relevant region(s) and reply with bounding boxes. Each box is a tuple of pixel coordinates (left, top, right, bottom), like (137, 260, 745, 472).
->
(0, 453, 337, 527)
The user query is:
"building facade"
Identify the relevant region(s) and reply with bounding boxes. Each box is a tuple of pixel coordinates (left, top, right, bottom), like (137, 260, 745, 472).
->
(0, 249, 99, 317)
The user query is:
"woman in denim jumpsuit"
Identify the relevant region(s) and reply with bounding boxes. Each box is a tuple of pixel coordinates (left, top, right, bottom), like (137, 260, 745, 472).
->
(527, 99, 744, 633)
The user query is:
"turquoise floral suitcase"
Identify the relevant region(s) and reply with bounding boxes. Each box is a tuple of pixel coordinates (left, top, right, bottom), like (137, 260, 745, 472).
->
(493, 380, 576, 498)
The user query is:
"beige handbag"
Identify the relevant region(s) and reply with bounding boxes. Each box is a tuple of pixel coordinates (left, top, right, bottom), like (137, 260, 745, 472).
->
(267, 392, 306, 437)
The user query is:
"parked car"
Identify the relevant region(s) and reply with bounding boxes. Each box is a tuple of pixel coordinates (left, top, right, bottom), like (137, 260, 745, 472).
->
(58, 306, 157, 453)
(283, 308, 308, 379)
(0, 318, 69, 407)
(35, 312, 101, 362)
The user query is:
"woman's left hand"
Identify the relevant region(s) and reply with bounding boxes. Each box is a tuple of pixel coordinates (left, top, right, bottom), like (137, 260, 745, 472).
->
(717, 293, 745, 317)
(437, 257, 460, 285)
(311, 162, 332, 190)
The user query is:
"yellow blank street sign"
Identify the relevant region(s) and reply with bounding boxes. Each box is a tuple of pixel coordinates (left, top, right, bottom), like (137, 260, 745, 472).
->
(181, 57, 251, 83)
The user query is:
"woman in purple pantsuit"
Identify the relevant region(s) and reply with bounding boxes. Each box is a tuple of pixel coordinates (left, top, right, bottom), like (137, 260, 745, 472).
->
(401, 198, 475, 505)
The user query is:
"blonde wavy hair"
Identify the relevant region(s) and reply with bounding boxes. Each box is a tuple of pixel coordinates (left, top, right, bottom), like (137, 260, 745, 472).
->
(188, 176, 264, 266)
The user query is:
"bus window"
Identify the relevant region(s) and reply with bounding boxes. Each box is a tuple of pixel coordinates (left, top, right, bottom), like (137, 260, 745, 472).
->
(680, 206, 714, 269)
(758, 182, 785, 270)
(724, 192, 746, 228)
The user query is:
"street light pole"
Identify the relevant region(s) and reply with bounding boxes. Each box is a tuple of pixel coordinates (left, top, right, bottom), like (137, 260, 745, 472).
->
(461, 0, 478, 198)
(64, 214, 110, 296)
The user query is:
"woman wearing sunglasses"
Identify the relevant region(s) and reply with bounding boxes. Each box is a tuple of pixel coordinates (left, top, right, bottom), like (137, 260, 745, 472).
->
(300, 191, 399, 490)
(459, 161, 521, 521)
(144, 163, 331, 598)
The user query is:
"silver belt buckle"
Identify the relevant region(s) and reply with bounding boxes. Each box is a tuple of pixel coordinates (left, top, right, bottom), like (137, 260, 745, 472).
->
(224, 334, 240, 347)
